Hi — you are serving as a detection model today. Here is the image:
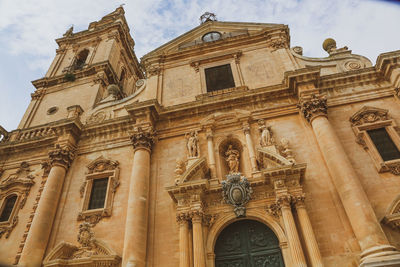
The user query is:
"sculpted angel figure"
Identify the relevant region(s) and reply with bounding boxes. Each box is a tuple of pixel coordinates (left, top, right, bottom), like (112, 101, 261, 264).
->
(258, 119, 273, 147)
(185, 131, 199, 158)
(225, 145, 240, 173)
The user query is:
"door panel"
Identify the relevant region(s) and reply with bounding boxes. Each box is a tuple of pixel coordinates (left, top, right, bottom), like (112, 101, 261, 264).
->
(215, 220, 284, 267)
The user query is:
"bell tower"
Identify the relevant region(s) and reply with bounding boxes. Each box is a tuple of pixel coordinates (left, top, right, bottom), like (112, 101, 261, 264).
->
(19, 7, 144, 129)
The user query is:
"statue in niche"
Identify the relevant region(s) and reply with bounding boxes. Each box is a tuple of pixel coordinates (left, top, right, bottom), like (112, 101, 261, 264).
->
(185, 131, 199, 158)
(258, 119, 273, 147)
(225, 145, 240, 174)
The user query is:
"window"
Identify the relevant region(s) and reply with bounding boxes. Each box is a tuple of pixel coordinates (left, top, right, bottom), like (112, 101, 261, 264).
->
(72, 49, 89, 70)
(0, 195, 17, 222)
(88, 178, 108, 210)
(367, 128, 400, 161)
(78, 156, 120, 225)
(350, 106, 400, 175)
(205, 64, 235, 92)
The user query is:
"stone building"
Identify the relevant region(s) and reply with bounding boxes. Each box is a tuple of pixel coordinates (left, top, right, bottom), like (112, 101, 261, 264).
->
(1, 7, 400, 267)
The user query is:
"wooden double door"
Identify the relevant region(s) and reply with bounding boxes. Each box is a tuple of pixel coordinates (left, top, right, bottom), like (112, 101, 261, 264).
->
(215, 220, 284, 267)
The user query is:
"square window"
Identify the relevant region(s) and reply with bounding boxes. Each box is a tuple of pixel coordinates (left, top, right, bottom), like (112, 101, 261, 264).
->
(205, 64, 235, 92)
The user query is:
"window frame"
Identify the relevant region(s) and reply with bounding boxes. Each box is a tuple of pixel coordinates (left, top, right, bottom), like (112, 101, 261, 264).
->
(78, 157, 120, 225)
(350, 106, 400, 174)
(199, 60, 239, 94)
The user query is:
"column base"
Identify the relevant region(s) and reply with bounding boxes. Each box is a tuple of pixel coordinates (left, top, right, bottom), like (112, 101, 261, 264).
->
(359, 245, 400, 267)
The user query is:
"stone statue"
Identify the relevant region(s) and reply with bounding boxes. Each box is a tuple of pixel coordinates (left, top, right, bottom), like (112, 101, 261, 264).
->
(280, 138, 295, 164)
(63, 26, 74, 37)
(258, 119, 273, 147)
(185, 131, 199, 158)
(225, 145, 240, 173)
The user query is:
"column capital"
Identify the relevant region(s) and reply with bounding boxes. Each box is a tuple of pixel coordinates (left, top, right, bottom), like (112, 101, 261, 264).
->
(176, 212, 191, 224)
(130, 126, 156, 151)
(48, 144, 75, 169)
(242, 122, 250, 134)
(297, 94, 328, 123)
(205, 127, 214, 140)
(277, 195, 292, 209)
(190, 210, 205, 223)
(293, 194, 306, 209)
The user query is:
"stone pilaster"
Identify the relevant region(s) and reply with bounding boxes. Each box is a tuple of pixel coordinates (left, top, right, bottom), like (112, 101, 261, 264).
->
(242, 122, 257, 172)
(19, 145, 75, 267)
(277, 195, 307, 267)
(177, 213, 191, 267)
(298, 95, 400, 266)
(205, 127, 217, 178)
(293, 195, 323, 267)
(122, 127, 155, 267)
(191, 211, 206, 267)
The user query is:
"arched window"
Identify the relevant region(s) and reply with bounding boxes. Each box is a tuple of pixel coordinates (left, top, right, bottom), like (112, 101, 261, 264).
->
(0, 195, 17, 222)
(72, 49, 89, 70)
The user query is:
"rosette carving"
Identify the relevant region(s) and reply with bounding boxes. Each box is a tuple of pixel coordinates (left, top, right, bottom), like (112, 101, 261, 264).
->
(130, 127, 156, 151)
(48, 144, 75, 169)
(298, 94, 328, 123)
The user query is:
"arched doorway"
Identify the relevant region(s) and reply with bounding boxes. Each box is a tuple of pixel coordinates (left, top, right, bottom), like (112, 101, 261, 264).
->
(215, 219, 284, 267)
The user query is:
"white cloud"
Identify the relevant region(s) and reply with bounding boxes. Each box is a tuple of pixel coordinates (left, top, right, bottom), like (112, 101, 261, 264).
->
(0, 0, 399, 130)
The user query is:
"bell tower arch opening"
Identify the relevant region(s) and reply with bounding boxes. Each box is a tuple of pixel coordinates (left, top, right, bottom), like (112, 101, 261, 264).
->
(214, 219, 284, 267)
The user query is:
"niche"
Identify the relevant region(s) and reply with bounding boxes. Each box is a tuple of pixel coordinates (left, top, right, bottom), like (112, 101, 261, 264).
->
(72, 49, 89, 70)
(218, 137, 244, 178)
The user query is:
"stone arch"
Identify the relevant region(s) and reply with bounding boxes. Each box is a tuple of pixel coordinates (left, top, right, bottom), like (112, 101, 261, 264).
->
(206, 209, 290, 267)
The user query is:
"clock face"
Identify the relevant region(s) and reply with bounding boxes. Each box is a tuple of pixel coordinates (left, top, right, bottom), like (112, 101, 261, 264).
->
(202, 31, 221, 42)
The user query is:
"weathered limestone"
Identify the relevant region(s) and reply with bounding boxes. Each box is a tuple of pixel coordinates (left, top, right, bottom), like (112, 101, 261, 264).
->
(294, 196, 323, 267)
(243, 122, 257, 172)
(122, 127, 155, 267)
(279, 196, 307, 267)
(19, 145, 74, 267)
(299, 95, 400, 265)
(205, 127, 217, 178)
(178, 216, 191, 267)
(192, 213, 206, 267)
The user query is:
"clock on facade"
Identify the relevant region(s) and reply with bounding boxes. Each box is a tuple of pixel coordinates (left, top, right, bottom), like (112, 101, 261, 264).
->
(202, 31, 221, 42)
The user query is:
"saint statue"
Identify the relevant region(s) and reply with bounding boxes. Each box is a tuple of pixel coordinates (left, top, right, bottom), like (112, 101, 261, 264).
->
(185, 131, 199, 158)
(258, 119, 273, 147)
(225, 145, 240, 173)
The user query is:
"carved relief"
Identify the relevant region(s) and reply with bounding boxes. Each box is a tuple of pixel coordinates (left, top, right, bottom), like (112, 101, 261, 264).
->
(225, 145, 240, 174)
(48, 144, 75, 169)
(130, 126, 156, 151)
(86, 111, 107, 125)
(387, 162, 400, 176)
(349, 106, 389, 126)
(278, 138, 295, 164)
(298, 94, 328, 123)
(222, 173, 252, 217)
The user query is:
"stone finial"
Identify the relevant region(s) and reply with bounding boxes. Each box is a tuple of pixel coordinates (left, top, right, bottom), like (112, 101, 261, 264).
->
(322, 38, 336, 53)
(130, 127, 156, 151)
(200, 12, 217, 24)
(48, 144, 75, 169)
(298, 94, 328, 123)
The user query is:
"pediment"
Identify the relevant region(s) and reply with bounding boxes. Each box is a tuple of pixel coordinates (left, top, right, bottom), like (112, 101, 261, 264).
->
(349, 106, 389, 126)
(142, 21, 286, 59)
(176, 157, 209, 185)
(257, 146, 292, 170)
(382, 194, 400, 231)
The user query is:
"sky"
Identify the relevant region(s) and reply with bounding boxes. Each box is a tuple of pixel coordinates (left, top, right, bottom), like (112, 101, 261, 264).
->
(0, 0, 399, 131)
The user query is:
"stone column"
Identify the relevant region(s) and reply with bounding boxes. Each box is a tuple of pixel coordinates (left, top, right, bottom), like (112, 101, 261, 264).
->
(205, 127, 217, 178)
(19, 145, 74, 267)
(191, 212, 206, 267)
(278, 196, 307, 267)
(243, 122, 257, 172)
(122, 127, 155, 267)
(299, 95, 400, 264)
(294, 195, 323, 267)
(177, 214, 191, 267)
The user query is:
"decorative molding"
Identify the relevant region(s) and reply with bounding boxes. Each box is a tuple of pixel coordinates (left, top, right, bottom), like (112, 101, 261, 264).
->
(130, 126, 156, 151)
(221, 173, 252, 217)
(0, 216, 18, 238)
(48, 144, 75, 169)
(382, 194, 400, 231)
(349, 106, 389, 126)
(298, 94, 328, 123)
(387, 161, 400, 176)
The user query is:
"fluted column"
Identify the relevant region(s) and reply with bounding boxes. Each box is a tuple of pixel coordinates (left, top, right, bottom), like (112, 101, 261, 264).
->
(19, 145, 74, 267)
(243, 122, 257, 172)
(177, 214, 191, 267)
(299, 95, 399, 263)
(192, 212, 206, 267)
(122, 127, 155, 267)
(294, 195, 323, 267)
(278, 196, 307, 267)
(205, 127, 217, 178)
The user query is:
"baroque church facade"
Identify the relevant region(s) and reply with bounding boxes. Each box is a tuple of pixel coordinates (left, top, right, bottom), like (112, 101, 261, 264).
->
(1, 7, 400, 267)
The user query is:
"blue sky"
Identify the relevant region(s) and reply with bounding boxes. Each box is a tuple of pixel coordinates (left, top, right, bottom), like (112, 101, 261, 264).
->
(0, 0, 399, 131)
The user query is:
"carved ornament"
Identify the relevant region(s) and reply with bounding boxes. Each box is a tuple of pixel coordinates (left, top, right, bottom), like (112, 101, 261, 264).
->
(130, 126, 156, 151)
(387, 161, 400, 176)
(0, 216, 18, 238)
(298, 94, 328, 123)
(349, 106, 389, 126)
(222, 173, 252, 217)
(48, 144, 75, 169)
